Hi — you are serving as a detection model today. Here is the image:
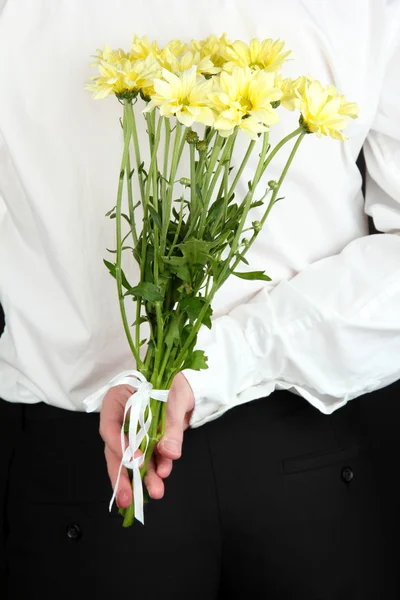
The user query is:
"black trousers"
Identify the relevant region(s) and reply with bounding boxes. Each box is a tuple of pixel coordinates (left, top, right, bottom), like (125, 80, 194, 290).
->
(0, 385, 399, 599)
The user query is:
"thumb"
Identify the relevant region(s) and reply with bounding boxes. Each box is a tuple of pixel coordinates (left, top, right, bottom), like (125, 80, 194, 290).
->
(157, 373, 194, 459)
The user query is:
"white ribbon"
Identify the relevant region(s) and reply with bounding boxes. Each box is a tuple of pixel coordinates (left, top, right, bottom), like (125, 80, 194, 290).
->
(83, 370, 169, 524)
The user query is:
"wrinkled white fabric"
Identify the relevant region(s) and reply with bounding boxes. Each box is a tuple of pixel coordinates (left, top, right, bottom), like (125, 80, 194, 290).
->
(0, 1, 399, 425)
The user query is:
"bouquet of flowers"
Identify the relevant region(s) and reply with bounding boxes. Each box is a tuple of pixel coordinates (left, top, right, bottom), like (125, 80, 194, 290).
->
(85, 33, 358, 527)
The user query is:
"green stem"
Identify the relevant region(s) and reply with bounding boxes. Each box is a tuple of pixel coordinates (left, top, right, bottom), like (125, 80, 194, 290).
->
(227, 138, 256, 201)
(189, 139, 196, 224)
(157, 345, 173, 387)
(116, 103, 144, 371)
(198, 132, 237, 237)
(144, 343, 155, 375)
(172, 132, 270, 371)
(229, 132, 306, 274)
(127, 102, 145, 203)
(222, 132, 270, 271)
(260, 126, 303, 178)
(153, 301, 164, 378)
(222, 159, 229, 226)
(167, 194, 184, 257)
(160, 401, 167, 438)
(161, 117, 171, 207)
(144, 113, 162, 210)
(199, 134, 226, 229)
(125, 126, 138, 247)
(209, 136, 238, 238)
(160, 121, 183, 256)
(184, 134, 226, 240)
(137, 114, 163, 351)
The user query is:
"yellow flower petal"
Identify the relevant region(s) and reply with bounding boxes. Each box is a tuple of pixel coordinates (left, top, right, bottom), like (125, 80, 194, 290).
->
(298, 79, 359, 139)
(224, 37, 291, 72)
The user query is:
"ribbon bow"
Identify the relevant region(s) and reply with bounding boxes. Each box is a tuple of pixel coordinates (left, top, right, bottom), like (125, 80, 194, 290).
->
(83, 370, 169, 524)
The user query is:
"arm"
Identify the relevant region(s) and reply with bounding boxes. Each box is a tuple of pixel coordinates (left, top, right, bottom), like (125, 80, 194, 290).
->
(185, 21, 400, 427)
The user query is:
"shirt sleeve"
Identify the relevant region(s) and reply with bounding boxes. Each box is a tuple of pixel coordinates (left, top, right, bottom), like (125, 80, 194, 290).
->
(184, 16, 400, 428)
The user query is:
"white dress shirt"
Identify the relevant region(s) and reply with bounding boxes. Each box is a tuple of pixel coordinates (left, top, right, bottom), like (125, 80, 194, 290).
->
(0, 0, 399, 426)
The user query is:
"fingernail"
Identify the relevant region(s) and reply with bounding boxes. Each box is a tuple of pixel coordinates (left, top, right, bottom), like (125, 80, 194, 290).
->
(160, 439, 181, 454)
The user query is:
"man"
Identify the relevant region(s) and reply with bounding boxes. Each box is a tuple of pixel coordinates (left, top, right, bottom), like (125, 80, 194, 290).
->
(0, 0, 399, 598)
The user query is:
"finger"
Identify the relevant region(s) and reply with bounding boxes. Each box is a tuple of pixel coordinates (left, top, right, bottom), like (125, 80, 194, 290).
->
(144, 455, 165, 500)
(99, 385, 134, 457)
(157, 374, 191, 459)
(156, 452, 173, 479)
(104, 445, 132, 508)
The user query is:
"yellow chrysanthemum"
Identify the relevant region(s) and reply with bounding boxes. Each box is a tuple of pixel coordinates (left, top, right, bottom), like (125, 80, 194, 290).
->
(297, 80, 359, 140)
(129, 35, 160, 60)
(274, 75, 307, 111)
(191, 33, 232, 69)
(90, 45, 128, 67)
(159, 47, 220, 76)
(86, 54, 160, 100)
(144, 66, 214, 127)
(326, 86, 359, 119)
(223, 38, 291, 73)
(209, 67, 282, 138)
(163, 39, 188, 58)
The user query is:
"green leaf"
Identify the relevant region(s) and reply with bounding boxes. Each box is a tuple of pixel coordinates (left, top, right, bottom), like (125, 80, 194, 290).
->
(180, 324, 193, 347)
(236, 253, 249, 266)
(125, 282, 164, 302)
(182, 349, 208, 371)
(133, 246, 141, 265)
(180, 297, 203, 323)
(144, 244, 155, 284)
(177, 239, 214, 269)
(148, 205, 162, 229)
(121, 213, 134, 227)
(139, 161, 148, 178)
(162, 254, 192, 282)
(164, 317, 180, 348)
(169, 263, 192, 282)
(195, 184, 203, 204)
(106, 246, 135, 254)
(207, 197, 224, 223)
(250, 200, 263, 209)
(202, 304, 213, 329)
(180, 297, 213, 328)
(105, 206, 116, 217)
(131, 316, 148, 327)
(163, 255, 186, 266)
(103, 259, 116, 277)
(103, 260, 132, 290)
(233, 270, 271, 282)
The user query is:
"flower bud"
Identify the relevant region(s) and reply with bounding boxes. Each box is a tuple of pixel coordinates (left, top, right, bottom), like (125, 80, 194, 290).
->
(241, 238, 249, 248)
(140, 89, 151, 103)
(268, 180, 279, 191)
(196, 140, 207, 152)
(179, 177, 191, 187)
(186, 130, 199, 145)
(299, 114, 312, 134)
(252, 220, 262, 233)
(116, 89, 139, 103)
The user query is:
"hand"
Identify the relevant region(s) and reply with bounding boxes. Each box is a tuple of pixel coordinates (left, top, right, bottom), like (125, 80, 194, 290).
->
(145, 372, 195, 500)
(99, 372, 195, 508)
